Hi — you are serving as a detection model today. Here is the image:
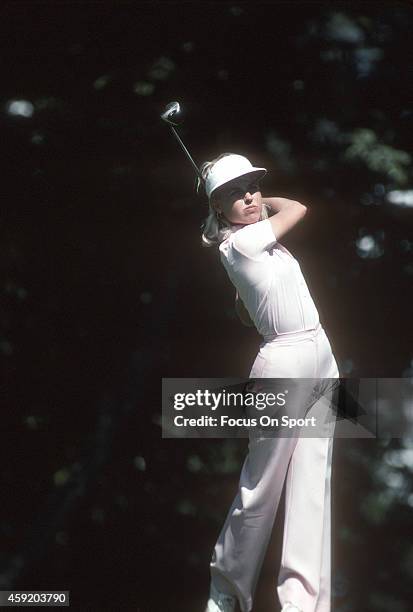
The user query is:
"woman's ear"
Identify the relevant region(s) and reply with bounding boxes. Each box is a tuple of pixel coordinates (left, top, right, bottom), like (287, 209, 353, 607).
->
(211, 197, 222, 215)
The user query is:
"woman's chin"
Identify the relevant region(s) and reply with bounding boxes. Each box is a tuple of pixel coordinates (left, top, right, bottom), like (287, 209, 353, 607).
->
(244, 213, 260, 224)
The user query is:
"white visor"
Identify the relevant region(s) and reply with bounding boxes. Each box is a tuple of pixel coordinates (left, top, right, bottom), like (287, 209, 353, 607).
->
(205, 154, 267, 199)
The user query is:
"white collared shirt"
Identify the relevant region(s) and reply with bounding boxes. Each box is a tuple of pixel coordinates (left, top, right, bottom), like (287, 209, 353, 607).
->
(218, 219, 320, 339)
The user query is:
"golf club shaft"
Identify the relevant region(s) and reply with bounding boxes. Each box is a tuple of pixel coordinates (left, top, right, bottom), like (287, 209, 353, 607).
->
(170, 126, 204, 182)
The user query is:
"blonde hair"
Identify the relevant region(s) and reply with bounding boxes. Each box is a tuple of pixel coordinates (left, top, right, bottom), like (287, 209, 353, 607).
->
(200, 152, 270, 248)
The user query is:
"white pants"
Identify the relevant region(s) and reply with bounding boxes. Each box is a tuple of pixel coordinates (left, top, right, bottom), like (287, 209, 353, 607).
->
(209, 323, 340, 612)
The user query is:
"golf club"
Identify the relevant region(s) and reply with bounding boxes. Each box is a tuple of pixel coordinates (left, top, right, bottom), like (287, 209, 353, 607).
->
(160, 101, 205, 193)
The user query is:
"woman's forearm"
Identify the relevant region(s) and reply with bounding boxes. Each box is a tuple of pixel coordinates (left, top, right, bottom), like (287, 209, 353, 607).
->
(262, 196, 303, 213)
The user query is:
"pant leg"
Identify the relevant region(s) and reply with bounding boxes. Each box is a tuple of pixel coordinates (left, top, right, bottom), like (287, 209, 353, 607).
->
(210, 435, 299, 612)
(277, 329, 340, 612)
(210, 339, 318, 612)
(276, 393, 336, 612)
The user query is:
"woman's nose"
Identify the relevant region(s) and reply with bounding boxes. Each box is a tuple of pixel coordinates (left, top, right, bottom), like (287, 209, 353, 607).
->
(244, 192, 253, 202)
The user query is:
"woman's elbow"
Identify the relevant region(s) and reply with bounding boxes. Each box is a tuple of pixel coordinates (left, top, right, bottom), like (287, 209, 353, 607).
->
(295, 201, 308, 218)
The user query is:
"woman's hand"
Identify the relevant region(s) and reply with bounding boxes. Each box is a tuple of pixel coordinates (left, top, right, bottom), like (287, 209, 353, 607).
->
(235, 291, 254, 327)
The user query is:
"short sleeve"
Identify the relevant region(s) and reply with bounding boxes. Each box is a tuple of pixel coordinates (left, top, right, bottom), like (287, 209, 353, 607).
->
(232, 219, 277, 259)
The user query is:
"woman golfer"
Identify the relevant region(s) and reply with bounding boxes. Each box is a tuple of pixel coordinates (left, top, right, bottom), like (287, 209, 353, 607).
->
(200, 153, 340, 612)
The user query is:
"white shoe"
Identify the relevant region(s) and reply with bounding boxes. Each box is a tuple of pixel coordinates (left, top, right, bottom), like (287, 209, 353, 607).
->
(204, 582, 237, 612)
(281, 603, 303, 612)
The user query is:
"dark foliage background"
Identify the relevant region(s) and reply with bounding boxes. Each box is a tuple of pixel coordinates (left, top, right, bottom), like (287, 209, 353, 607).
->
(1, 1, 413, 611)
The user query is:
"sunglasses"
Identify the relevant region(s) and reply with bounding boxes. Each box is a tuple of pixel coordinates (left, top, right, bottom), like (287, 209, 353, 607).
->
(222, 180, 260, 199)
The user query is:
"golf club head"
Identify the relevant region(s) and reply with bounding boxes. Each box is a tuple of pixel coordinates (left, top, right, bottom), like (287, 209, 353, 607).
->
(160, 101, 183, 126)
